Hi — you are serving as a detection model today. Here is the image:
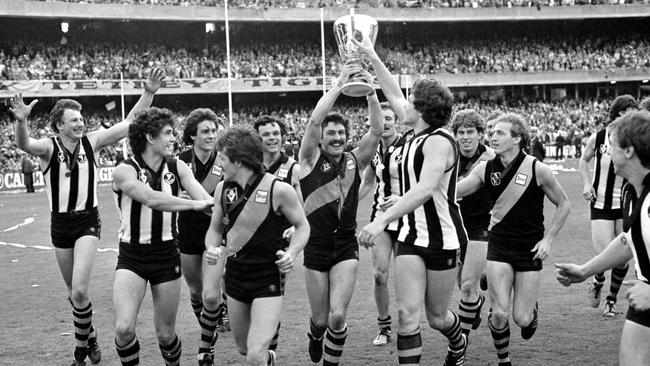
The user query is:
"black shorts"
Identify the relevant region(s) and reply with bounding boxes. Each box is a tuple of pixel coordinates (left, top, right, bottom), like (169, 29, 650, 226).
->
(116, 241, 181, 285)
(460, 227, 489, 263)
(303, 236, 359, 272)
(177, 230, 206, 255)
(225, 262, 285, 304)
(395, 242, 458, 271)
(590, 207, 623, 221)
(487, 238, 542, 272)
(50, 207, 101, 249)
(386, 229, 399, 242)
(626, 305, 650, 328)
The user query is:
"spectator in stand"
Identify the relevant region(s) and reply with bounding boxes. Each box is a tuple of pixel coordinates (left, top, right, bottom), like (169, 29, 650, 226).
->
(530, 126, 546, 162)
(21, 152, 35, 193)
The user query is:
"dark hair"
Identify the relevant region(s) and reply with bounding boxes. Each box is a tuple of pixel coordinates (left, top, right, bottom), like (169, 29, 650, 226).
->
(411, 79, 453, 129)
(494, 113, 530, 150)
(639, 96, 650, 112)
(379, 102, 397, 121)
(321, 112, 350, 139)
(49, 99, 82, 133)
(609, 94, 638, 122)
(182, 108, 222, 146)
(215, 127, 263, 174)
(609, 110, 650, 168)
(253, 115, 287, 137)
(486, 111, 503, 124)
(128, 107, 176, 155)
(451, 109, 486, 134)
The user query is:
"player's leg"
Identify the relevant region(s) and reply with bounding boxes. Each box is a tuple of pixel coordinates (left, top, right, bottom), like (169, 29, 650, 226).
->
(113, 269, 147, 366)
(181, 252, 204, 321)
(512, 271, 541, 340)
(322, 259, 358, 366)
(458, 240, 488, 337)
(619, 316, 650, 366)
(247, 296, 283, 366)
(305, 268, 330, 363)
(370, 231, 395, 345)
(152, 278, 182, 366)
(588, 219, 615, 308)
(394, 254, 426, 365)
(228, 296, 252, 357)
(198, 255, 226, 363)
(487, 260, 515, 366)
(605, 218, 628, 316)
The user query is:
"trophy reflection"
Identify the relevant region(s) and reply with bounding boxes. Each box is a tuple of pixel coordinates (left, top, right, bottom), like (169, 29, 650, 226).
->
(333, 12, 378, 97)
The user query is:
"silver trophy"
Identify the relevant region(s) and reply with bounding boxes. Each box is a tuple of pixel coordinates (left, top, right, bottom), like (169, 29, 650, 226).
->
(333, 12, 378, 97)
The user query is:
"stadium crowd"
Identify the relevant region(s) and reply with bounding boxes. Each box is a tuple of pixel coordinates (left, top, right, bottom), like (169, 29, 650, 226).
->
(0, 96, 619, 172)
(1, 32, 649, 81)
(27, 0, 649, 8)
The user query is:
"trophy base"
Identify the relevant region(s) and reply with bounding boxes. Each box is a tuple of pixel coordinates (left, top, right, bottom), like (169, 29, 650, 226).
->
(341, 82, 374, 97)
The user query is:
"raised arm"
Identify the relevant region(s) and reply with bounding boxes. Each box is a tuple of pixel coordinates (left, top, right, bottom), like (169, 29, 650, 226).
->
(352, 89, 383, 170)
(578, 132, 597, 202)
(359, 164, 377, 200)
(299, 62, 360, 171)
(10, 94, 52, 158)
(352, 33, 407, 122)
(113, 163, 212, 213)
(89, 68, 165, 149)
(457, 161, 487, 198)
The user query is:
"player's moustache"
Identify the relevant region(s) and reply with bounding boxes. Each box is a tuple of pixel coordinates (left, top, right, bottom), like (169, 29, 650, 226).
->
(329, 139, 345, 146)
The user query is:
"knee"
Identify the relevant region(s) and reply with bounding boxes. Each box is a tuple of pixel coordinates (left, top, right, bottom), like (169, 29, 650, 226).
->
(513, 311, 533, 328)
(245, 345, 267, 365)
(373, 268, 389, 287)
(489, 309, 509, 328)
(114, 322, 136, 344)
(328, 311, 346, 331)
(397, 307, 419, 330)
(427, 312, 449, 331)
(69, 289, 89, 306)
(202, 289, 222, 308)
(155, 329, 176, 346)
(460, 279, 478, 300)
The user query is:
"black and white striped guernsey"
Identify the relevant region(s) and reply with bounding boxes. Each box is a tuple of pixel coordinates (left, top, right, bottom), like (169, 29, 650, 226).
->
(622, 174, 650, 283)
(592, 128, 624, 211)
(43, 136, 98, 213)
(113, 155, 180, 245)
(397, 127, 467, 250)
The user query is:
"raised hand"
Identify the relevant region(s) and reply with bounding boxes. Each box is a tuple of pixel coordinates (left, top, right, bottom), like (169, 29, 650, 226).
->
(9, 93, 38, 123)
(351, 31, 376, 58)
(144, 67, 165, 94)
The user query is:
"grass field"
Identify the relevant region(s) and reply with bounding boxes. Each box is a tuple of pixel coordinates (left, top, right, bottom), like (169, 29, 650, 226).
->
(0, 158, 628, 366)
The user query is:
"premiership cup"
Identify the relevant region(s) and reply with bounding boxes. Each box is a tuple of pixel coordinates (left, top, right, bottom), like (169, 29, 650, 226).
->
(333, 13, 378, 97)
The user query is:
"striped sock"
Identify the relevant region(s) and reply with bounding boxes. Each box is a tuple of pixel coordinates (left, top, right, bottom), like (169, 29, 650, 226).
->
(309, 317, 326, 340)
(72, 302, 93, 360)
(606, 265, 629, 303)
(323, 325, 347, 366)
(397, 329, 422, 365)
(159, 334, 181, 366)
(441, 312, 464, 351)
(199, 305, 219, 356)
(594, 272, 605, 284)
(115, 336, 140, 366)
(489, 316, 510, 364)
(378, 315, 392, 330)
(269, 322, 281, 351)
(458, 297, 481, 336)
(191, 298, 203, 322)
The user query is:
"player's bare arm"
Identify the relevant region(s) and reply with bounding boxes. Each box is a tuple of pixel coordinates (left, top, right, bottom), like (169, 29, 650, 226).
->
(176, 159, 213, 201)
(358, 165, 376, 200)
(273, 181, 310, 274)
(532, 162, 571, 261)
(578, 132, 597, 201)
(457, 161, 487, 198)
(352, 90, 383, 170)
(204, 182, 225, 264)
(88, 67, 165, 149)
(113, 163, 212, 213)
(10, 93, 52, 159)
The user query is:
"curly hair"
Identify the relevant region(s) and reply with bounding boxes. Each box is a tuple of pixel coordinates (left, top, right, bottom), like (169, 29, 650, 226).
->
(609, 110, 650, 169)
(609, 94, 638, 122)
(215, 127, 263, 174)
(494, 113, 530, 150)
(321, 112, 350, 140)
(128, 107, 176, 155)
(411, 79, 453, 129)
(253, 115, 288, 137)
(182, 108, 223, 146)
(49, 99, 82, 133)
(451, 109, 486, 135)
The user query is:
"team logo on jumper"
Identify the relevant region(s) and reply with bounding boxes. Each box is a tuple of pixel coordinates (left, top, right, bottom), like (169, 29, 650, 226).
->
(372, 153, 380, 167)
(138, 170, 148, 183)
(321, 161, 331, 172)
(255, 190, 268, 204)
(225, 188, 238, 203)
(490, 172, 501, 186)
(388, 145, 395, 154)
(268, 284, 276, 292)
(163, 172, 176, 185)
(515, 173, 528, 186)
(346, 158, 355, 170)
(394, 154, 403, 164)
(77, 153, 87, 163)
(211, 165, 223, 176)
(277, 168, 288, 179)
(58, 152, 66, 163)
(599, 144, 609, 155)
(187, 163, 192, 170)
(174, 266, 180, 274)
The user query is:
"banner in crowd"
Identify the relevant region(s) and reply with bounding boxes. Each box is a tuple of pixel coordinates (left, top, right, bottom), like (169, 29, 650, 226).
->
(0, 164, 116, 192)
